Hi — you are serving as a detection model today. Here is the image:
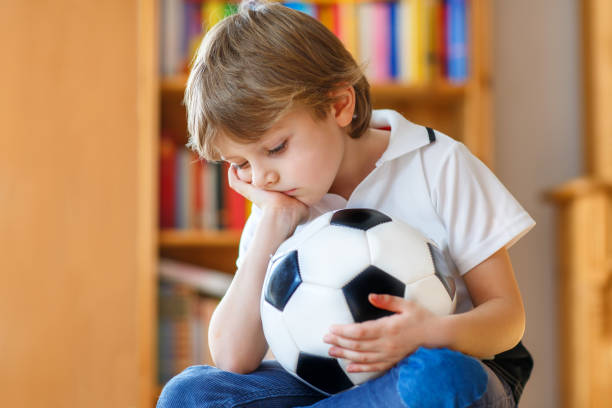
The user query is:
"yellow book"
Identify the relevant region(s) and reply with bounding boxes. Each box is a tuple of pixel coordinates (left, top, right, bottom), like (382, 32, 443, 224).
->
(338, 2, 358, 61)
(411, 0, 425, 84)
(319, 4, 336, 34)
(245, 200, 253, 221)
(202, 1, 226, 32)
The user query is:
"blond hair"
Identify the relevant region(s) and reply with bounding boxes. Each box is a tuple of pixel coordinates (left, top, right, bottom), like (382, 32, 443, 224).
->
(184, 0, 372, 161)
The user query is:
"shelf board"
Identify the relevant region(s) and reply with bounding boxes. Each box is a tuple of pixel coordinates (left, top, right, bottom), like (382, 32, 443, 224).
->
(545, 177, 612, 203)
(161, 75, 466, 102)
(159, 229, 241, 248)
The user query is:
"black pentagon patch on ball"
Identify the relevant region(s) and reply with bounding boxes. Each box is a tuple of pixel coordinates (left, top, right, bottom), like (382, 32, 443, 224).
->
(342, 265, 405, 323)
(264, 250, 302, 312)
(427, 243, 456, 299)
(296, 352, 353, 394)
(330, 208, 392, 231)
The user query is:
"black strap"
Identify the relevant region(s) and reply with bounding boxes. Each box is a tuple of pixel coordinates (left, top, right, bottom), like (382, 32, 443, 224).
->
(426, 127, 436, 143)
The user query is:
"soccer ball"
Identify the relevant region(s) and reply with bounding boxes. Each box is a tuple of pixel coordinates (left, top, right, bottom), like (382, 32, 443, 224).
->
(260, 208, 457, 394)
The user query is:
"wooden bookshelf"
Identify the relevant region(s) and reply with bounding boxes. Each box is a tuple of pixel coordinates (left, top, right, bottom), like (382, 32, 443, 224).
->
(159, 229, 241, 273)
(160, 228, 242, 247)
(2, 1, 158, 407)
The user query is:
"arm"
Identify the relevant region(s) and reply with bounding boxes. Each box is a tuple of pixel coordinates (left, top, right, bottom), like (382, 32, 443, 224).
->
(324, 247, 525, 372)
(430, 247, 525, 357)
(208, 167, 308, 373)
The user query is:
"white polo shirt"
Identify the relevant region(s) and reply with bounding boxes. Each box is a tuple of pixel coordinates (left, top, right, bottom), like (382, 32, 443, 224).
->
(237, 109, 535, 313)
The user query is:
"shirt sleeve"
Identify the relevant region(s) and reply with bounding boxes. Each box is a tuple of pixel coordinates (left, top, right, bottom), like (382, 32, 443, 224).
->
(428, 141, 535, 275)
(235, 205, 263, 270)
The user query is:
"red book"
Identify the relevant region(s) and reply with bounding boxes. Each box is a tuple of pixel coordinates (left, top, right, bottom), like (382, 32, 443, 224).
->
(222, 163, 247, 231)
(439, 0, 449, 78)
(160, 132, 176, 229)
(192, 152, 204, 229)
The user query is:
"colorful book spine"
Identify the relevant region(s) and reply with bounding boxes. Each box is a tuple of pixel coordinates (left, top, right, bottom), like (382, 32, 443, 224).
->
(160, 0, 184, 76)
(372, 1, 392, 82)
(447, 0, 468, 82)
(336, 2, 358, 61)
(389, 1, 400, 80)
(399, 0, 413, 82)
(283, 2, 318, 18)
(159, 132, 176, 229)
(222, 163, 248, 231)
(318, 3, 337, 35)
(357, 2, 375, 80)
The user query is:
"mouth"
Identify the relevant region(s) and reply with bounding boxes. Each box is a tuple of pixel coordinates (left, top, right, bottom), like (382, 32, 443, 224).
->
(282, 188, 297, 195)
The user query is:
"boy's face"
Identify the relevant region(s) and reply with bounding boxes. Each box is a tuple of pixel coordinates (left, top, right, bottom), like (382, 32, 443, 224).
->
(217, 107, 346, 206)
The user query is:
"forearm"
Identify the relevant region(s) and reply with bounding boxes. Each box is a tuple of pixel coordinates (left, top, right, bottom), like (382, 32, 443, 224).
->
(425, 297, 525, 359)
(208, 210, 293, 373)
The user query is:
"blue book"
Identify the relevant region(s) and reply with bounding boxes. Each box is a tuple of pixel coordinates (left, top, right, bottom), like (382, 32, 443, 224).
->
(447, 0, 467, 83)
(283, 2, 317, 18)
(389, 1, 399, 80)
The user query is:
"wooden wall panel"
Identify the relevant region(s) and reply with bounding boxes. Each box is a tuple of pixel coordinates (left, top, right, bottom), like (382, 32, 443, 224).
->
(0, 1, 156, 407)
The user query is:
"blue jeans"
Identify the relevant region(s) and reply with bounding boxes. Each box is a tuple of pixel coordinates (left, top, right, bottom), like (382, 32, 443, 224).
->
(157, 348, 516, 408)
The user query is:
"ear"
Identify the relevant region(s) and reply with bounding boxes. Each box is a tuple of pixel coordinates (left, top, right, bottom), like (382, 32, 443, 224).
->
(330, 85, 356, 128)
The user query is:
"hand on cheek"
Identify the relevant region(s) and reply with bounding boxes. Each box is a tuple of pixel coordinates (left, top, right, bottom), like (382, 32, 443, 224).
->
(323, 294, 437, 373)
(227, 164, 309, 234)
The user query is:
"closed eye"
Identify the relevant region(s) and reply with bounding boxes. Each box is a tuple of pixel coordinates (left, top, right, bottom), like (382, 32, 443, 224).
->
(267, 140, 287, 156)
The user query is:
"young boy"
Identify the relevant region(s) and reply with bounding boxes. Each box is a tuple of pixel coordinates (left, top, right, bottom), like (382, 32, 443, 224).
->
(158, 1, 535, 407)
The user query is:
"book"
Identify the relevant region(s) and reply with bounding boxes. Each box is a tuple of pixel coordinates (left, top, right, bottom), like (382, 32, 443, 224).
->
(336, 2, 358, 61)
(283, 2, 318, 18)
(160, 0, 185, 76)
(372, 1, 392, 82)
(447, 0, 468, 83)
(222, 163, 248, 231)
(398, 0, 413, 82)
(160, 132, 176, 229)
(357, 2, 375, 80)
(159, 258, 233, 298)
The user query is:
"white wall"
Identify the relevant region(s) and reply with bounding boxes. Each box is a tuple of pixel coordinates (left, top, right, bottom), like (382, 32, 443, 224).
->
(492, 1, 583, 407)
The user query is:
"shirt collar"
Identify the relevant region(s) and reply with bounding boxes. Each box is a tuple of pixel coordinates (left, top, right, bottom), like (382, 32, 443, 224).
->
(371, 109, 434, 167)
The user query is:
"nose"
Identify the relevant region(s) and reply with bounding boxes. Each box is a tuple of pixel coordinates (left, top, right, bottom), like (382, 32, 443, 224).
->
(251, 166, 279, 189)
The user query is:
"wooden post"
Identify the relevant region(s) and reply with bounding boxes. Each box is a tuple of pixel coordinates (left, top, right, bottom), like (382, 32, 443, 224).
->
(581, 0, 612, 180)
(548, 179, 612, 408)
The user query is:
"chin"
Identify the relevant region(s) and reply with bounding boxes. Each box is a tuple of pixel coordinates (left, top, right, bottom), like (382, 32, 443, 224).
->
(299, 192, 327, 207)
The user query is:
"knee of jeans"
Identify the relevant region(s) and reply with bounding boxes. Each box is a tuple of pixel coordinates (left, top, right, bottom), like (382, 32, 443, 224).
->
(396, 347, 488, 408)
(157, 366, 216, 408)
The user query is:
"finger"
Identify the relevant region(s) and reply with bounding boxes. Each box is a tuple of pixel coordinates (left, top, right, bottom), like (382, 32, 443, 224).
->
(345, 361, 394, 373)
(323, 333, 380, 352)
(328, 347, 381, 365)
(227, 164, 262, 203)
(368, 293, 411, 313)
(329, 320, 381, 340)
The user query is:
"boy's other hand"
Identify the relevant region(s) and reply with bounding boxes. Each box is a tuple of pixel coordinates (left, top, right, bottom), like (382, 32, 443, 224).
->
(323, 294, 439, 373)
(228, 164, 308, 237)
